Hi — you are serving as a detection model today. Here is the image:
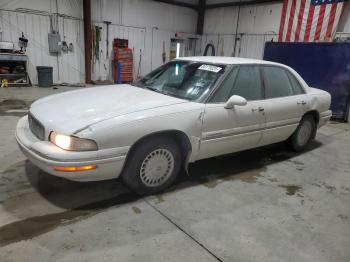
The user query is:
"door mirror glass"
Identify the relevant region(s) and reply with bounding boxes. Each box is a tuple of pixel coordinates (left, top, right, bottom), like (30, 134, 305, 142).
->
(224, 95, 247, 109)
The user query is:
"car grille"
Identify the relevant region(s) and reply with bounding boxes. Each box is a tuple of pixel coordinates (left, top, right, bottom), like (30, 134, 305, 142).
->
(28, 113, 45, 140)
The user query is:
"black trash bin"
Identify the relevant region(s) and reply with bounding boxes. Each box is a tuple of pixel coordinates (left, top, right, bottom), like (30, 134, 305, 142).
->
(36, 66, 53, 87)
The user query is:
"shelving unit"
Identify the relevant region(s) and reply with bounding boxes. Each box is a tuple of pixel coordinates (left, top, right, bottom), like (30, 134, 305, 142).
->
(0, 53, 30, 87)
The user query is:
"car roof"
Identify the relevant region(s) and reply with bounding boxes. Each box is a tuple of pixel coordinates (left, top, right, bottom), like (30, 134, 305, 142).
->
(175, 56, 281, 66)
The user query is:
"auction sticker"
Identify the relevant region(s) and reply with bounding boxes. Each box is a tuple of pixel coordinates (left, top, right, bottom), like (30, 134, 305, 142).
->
(198, 64, 222, 73)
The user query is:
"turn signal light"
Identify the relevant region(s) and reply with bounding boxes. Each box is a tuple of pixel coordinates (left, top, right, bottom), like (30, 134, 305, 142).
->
(53, 165, 97, 172)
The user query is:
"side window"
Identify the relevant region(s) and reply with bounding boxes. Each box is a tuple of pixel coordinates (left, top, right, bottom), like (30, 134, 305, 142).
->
(287, 71, 305, 95)
(262, 66, 294, 99)
(230, 66, 263, 100)
(211, 67, 238, 103)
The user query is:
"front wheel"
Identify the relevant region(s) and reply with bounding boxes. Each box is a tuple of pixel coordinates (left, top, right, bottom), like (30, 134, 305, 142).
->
(122, 136, 182, 195)
(289, 115, 316, 152)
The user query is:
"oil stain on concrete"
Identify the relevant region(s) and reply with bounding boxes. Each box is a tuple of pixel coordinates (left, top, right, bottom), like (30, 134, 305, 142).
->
(1, 161, 31, 200)
(341, 186, 350, 192)
(155, 195, 165, 204)
(189, 147, 292, 189)
(0, 191, 139, 247)
(0, 209, 95, 247)
(337, 214, 348, 221)
(0, 99, 32, 117)
(322, 182, 336, 193)
(199, 167, 266, 189)
(222, 168, 266, 183)
(132, 206, 142, 214)
(1, 161, 26, 175)
(279, 185, 303, 196)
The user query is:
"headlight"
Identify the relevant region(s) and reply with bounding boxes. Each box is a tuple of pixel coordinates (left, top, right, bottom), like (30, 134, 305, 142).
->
(49, 131, 98, 151)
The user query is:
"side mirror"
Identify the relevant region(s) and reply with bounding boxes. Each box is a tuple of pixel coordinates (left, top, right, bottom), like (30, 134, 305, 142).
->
(224, 95, 247, 109)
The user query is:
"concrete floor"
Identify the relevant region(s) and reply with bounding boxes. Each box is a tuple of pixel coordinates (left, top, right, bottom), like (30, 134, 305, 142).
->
(0, 86, 350, 262)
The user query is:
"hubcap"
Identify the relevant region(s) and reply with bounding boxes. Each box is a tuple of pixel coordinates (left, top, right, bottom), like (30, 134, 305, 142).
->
(297, 120, 312, 146)
(140, 149, 175, 187)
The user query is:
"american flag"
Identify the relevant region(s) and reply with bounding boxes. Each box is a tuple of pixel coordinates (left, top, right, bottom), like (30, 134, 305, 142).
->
(278, 0, 346, 42)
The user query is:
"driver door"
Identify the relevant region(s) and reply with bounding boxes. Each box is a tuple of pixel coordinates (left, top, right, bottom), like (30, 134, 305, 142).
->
(198, 66, 266, 160)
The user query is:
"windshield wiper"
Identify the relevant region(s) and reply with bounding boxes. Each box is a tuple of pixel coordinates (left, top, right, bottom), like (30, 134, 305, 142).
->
(144, 86, 163, 94)
(143, 86, 188, 100)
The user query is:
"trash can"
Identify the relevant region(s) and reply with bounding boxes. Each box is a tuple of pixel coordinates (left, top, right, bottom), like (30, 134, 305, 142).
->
(36, 66, 53, 87)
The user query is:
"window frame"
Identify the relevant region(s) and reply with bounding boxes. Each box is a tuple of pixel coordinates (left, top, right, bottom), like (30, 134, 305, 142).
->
(286, 70, 306, 95)
(260, 65, 306, 100)
(207, 64, 265, 103)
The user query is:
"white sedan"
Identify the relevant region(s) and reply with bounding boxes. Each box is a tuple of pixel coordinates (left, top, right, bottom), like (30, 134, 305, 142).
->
(16, 57, 331, 194)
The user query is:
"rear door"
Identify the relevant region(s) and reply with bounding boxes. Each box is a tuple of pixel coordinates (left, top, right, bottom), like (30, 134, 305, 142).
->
(199, 65, 266, 160)
(260, 66, 308, 146)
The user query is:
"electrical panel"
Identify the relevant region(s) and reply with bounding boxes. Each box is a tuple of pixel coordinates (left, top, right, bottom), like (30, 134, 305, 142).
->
(48, 33, 61, 53)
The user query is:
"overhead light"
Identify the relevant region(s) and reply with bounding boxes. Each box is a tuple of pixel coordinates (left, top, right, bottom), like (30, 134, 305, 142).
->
(176, 42, 181, 58)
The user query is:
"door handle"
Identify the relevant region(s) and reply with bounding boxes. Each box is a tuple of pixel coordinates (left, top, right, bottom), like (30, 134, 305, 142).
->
(297, 101, 307, 105)
(252, 107, 264, 112)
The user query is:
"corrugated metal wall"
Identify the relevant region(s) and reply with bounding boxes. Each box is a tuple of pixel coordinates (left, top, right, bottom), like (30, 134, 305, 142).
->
(199, 33, 278, 58)
(90, 0, 198, 76)
(202, 1, 350, 60)
(238, 34, 277, 59)
(91, 23, 146, 81)
(201, 2, 282, 59)
(0, 10, 85, 84)
(2, 0, 349, 85)
(0, 0, 197, 84)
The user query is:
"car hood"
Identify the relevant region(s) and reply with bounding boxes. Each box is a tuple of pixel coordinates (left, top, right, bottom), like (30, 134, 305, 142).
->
(30, 84, 187, 134)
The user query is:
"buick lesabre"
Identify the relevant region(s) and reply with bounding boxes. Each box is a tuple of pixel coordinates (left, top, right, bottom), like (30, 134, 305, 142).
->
(16, 57, 331, 194)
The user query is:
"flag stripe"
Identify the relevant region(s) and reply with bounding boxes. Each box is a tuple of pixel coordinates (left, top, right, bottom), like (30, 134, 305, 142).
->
(325, 3, 337, 38)
(304, 3, 315, 41)
(285, 0, 297, 42)
(294, 0, 307, 42)
(278, 0, 289, 41)
(298, 0, 311, 41)
(331, 2, 345, 37)
(314, 4, 326, 41)
(308, 5, 321, 42)
(319, 4, 332, 40)
(290, 0, 302, 42)
(282, 0, 294, 41)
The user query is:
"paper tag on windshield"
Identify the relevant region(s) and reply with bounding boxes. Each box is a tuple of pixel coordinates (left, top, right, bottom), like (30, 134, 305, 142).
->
(198, 64, 222, 73)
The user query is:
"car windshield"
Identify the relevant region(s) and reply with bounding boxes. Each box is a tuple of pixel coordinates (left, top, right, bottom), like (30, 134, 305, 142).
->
(132, 61, 226, 101)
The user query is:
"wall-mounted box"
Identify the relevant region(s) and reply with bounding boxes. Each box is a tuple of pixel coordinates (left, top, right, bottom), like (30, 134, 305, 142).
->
(48, 33, 61, 53)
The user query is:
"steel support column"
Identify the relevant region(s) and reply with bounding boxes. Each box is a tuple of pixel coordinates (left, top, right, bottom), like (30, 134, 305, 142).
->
(196, 0, 206, 35)
(83, 0, 92, 84)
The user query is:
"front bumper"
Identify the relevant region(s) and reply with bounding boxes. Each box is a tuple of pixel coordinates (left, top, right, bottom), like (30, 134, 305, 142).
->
(15, 116, 128, 181)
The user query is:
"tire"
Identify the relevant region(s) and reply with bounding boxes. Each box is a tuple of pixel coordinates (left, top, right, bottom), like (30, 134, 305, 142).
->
(289, 114, 316, 152)
(121, 136, 182, 195)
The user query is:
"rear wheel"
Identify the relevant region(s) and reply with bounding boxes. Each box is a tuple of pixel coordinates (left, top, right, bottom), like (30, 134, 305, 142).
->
(289, 115, 316, 152)
(122, 136, 182, 195)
